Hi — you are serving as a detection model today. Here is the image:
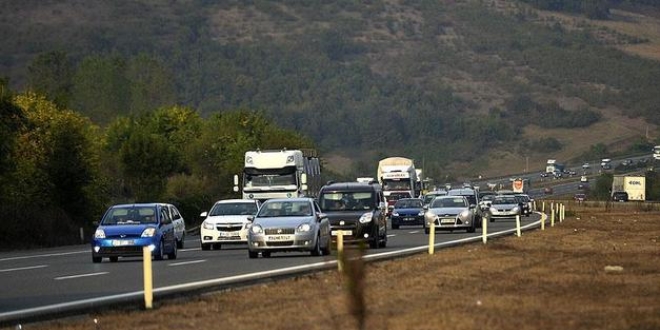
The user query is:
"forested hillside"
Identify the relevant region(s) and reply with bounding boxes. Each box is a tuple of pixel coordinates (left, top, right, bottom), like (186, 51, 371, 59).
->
(2, 0, 660, 247)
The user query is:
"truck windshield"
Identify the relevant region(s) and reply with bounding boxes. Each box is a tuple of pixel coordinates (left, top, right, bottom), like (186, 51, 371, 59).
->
(382, 179, 412, 191)
(244, 168, 297, 187)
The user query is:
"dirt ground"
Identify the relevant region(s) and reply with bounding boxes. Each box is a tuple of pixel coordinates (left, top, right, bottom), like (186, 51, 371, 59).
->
(12, 208, 660, 330)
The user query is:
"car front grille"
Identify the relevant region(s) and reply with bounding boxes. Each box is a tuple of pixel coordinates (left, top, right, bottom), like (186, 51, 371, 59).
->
(99, 246, 142, 254)
(264, 228, 295, 235)
(217, 224, 243, 232)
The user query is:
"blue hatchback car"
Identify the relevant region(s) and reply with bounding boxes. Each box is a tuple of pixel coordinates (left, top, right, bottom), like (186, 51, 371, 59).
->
(390, 198, 425, 229)
(91, 203, 180, 263)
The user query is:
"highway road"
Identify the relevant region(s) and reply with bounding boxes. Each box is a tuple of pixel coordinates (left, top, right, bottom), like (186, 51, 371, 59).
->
(0, 214, 542, 324)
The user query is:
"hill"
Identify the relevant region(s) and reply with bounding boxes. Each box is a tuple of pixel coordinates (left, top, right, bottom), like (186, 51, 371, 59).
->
(2, 0, 660, 181)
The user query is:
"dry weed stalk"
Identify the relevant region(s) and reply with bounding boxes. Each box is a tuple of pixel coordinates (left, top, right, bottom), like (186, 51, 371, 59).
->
(340, 243, 367, 330)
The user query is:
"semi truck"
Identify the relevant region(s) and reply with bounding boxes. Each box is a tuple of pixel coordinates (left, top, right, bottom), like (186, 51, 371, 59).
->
(511, 177, 531, 194)
(377, 157, 419, 199)
(611, 175, 645, 201)
(233, 149, 321, 202)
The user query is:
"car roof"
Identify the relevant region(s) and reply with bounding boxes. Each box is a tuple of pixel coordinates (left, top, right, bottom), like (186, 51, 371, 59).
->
(320, 182, 381, 193)
(262, 197, 315, 203)
(447, 188, 476, 195)
(214, 199, 259, 204)
(110, 203, 165, 208)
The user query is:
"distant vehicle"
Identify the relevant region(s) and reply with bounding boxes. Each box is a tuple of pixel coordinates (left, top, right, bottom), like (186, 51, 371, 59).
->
(487, 195, 522, 221)
(378, 157, 419, 201)
(424, 195, 478, 233)
(514, 194, 533, 216)
(544, 187, 554, 195)
(91, 203, 184, 263)
(654, 145, 660, 160)
(580, 175, 588, 183)
(199, 199, 260, 251)
(611, 175, 645, 201)
(447, 187, 483, 227)
(578, 183, 588, 190)
(621, 159, 634, 166)
(574, 193, 586, 202)
(479, 194, 496, 211)
(390, 198, 425, 229)
(247, 197, 331, 258)
(582, 162, 590, 169)
(422, 190, 448, 208)
(318, 181, 388, 249)
(612, 191, 629, 202)
(601, 158, 612, 170)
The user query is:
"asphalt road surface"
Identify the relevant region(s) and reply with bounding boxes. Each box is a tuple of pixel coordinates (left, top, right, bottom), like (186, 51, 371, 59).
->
(0, 213, 541, 323)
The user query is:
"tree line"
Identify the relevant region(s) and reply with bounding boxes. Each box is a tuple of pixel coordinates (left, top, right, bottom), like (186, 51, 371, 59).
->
(0, 82, 316, 249)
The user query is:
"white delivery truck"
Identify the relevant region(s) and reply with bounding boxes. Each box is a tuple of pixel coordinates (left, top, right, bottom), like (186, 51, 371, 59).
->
(234, 149, 321, 202)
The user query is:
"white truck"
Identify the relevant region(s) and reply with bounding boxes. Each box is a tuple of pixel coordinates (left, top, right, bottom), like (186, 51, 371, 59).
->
(233, 149, 321, 202)
(546, 159, 564, 174)
(377, 157, 419, 199)
(510, 177, 531, 194)
(611, 175, 645, 201)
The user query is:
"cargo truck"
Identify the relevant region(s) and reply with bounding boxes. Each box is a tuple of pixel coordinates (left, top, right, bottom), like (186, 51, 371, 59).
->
(611, 175, 645, 201)
(233, 149, 321, 202)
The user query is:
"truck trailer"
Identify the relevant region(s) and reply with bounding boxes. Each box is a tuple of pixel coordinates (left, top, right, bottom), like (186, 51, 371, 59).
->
(611, 175, 645, 201)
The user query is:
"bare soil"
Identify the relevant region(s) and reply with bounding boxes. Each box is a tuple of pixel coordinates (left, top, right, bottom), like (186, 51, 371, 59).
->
(12, 209, 660, 330)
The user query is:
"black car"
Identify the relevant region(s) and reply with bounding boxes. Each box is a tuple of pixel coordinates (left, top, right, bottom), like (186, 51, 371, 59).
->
(318, 182, 388, 249)
(612, 191, 629, 202)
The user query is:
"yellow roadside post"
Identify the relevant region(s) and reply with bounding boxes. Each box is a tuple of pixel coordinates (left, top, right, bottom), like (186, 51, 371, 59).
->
(560, 204, 564, 223)
(482, 216, 488, 244)
(428, 223, 435, 254)
(143, 246, 153, 309)
(337, 232, 344, 272)
(551, 205, 555, 227)
(516, 214, 521, 237)
(541, 210, 545, 231)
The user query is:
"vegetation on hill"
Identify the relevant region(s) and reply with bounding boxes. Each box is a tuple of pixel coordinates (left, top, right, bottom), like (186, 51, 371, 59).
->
(2, 0, 660, 247)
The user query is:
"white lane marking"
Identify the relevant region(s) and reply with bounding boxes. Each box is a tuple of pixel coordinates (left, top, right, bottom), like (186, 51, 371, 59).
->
(55, 272, 109, 281)
(169, 260, 206, 267)
(179, 248, 200, 252)
(409, 230, 420, 234)
(0, 265, 48, 273)
(387, 234, 396, 238)
(0, 250, 88, 262)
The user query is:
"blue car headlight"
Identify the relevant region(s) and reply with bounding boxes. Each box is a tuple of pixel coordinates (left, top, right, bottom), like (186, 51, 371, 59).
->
(392, 212, 399, 217)
(94, 229, 106, 239)
(141, 227, 156, 237)
(359, 212, 373, 224)
(417, 211, 425, 216)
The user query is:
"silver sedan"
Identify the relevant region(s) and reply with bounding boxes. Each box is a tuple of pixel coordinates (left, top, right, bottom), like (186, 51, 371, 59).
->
(247, 198, 332, 258)
(424, 195, 478, 233)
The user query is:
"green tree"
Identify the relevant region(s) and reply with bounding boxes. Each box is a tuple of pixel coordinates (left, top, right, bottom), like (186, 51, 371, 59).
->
(126, 54, 177, 114)
(27, 51, 73, 109)
(71, 54, 130, 124)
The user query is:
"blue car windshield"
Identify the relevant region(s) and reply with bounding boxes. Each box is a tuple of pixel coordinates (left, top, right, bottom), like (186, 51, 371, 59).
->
(102, 206, 157, 225)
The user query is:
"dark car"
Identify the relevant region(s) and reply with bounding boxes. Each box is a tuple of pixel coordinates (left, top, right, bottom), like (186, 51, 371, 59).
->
(91, 203, 183, 263)
(390, 198, 425, 229)
(574, 193, 586, 202)
(318, 182, 388, 249)
(612, 191, 629, 202)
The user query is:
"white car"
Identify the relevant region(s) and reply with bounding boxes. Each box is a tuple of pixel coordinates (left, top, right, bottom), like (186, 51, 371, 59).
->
(200, 199, 260, 250)
(580, 175, 588, 182)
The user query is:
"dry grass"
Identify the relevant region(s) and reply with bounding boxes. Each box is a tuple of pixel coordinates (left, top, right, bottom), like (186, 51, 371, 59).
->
(18, 208, 660, 330)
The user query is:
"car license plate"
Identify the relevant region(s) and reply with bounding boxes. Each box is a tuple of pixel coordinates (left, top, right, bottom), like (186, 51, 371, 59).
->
(332, 230, 352, 236)
(404, 217, 415, 221)
(220, 231, 239, 237)
(112, 239, 133, 246)
(440, 218, 455, 224)
(267, 235, 294, 241)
